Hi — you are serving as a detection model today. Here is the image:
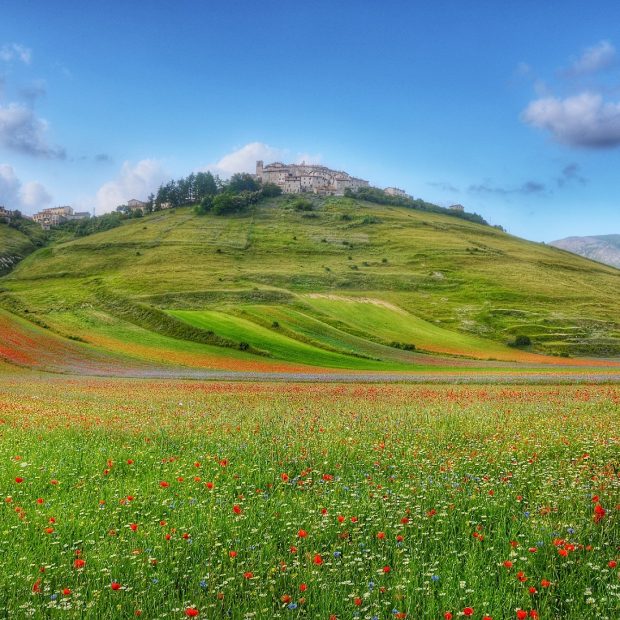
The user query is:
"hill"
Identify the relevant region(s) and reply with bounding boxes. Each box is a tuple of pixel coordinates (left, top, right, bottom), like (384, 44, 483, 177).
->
(1, 195, 619, 373)
(0, 218, 47, 274)
(550, 234, 620, 269)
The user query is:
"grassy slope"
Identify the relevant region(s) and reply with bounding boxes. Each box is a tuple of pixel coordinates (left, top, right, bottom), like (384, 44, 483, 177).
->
(2, 197, 619, 371)
(0, 223, 38, 274)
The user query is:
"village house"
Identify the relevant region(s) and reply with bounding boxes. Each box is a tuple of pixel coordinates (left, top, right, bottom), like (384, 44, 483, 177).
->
(32, 206, 90, 229)
(449, 204, 465, 212)
(384, 187, 409, 198)
(127, 198, 148, 211)
(255, 161, 369, 196)
(0, 206, 18, 223)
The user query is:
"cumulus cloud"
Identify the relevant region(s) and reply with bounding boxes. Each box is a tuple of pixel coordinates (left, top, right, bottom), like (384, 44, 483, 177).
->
(522, 92, 620, 148)
(206, 142, 285, 177)
(0, 163, 20, 205)
(570, 40, 617, 75)
(96, 159, 168, 213)
(19, 180, 52, 209)
(204, 142, 322, 177)
(0, 163, 52, 212)
(0, 43, 32, 64)
(0, 102, 66, 158)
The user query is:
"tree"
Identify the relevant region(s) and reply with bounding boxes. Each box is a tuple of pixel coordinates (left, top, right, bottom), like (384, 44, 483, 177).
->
(227, 173, 260, 194)
(193, 171, 218, 199)
(261, 182, 282, 198)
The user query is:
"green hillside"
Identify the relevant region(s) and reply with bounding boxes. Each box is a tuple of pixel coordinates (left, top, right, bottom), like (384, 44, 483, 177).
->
(0, 219, 47, 274)
(1, 195, 619, 372)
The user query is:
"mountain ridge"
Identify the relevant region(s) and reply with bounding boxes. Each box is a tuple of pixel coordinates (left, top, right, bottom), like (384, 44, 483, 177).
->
(550, 234, 620, 269)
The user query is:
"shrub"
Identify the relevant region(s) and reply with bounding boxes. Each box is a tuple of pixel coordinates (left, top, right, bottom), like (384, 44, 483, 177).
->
(292, 198, 314, 212)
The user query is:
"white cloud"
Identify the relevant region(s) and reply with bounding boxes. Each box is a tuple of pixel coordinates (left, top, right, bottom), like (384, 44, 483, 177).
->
(0, 163, 52, 212)
(0, 164, 20, 206)
(19, 181, 52, 209)
(206, 142, 285, 177)
(0, 102, 65, 158)
(522, 91, 620, 148)
(0, 43, 32, 64)
(96, 159, 168, 213)
(204, 142, 322, 177)
(571, 40, 616, 75)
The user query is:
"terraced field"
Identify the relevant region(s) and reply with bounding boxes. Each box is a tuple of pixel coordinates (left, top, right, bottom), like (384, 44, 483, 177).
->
(1, 197, 619, 374)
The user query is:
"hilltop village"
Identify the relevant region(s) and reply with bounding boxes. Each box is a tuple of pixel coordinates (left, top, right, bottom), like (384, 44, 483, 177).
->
(1, 161, 470, 229)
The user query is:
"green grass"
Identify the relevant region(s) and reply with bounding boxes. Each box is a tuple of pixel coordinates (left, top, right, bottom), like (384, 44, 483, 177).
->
(169, 309, 413, 369)
(0, 222, 39, 274)
(2, 198, 620, 369)
(0, 377, 617, 618)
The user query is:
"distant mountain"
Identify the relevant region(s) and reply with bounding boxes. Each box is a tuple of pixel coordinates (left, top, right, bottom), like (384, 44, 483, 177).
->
(550, 234, 620, 269)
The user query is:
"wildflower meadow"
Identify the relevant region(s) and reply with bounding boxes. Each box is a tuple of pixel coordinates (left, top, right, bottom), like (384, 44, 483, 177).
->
(0, 377, 618, 619)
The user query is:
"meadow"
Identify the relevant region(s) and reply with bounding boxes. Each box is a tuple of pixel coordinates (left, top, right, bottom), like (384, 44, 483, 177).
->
(0, 375, 618, 619)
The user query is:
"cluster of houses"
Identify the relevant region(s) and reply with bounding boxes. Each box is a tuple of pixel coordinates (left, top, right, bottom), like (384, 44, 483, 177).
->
(0, 206, 19, 223)
(1, 162, 469, 230)
(255, 160, 370, 195)
(31, 206, 90, 229)
(1, 204, 91, 229)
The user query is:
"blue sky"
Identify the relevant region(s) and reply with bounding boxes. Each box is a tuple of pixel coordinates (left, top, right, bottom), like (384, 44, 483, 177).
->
(1, 1, 619, 241)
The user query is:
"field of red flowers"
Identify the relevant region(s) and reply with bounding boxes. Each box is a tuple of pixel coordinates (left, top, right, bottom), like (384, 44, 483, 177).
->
(0, 376, 618, 619)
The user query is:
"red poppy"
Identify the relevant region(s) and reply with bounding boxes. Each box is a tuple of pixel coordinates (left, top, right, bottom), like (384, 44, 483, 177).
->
(62, 588, 71, 596)
(540, 579, 551, 588)
(111, 582, 121, 590)
(337, 515, 345, 523)
(377, 531, 385, 540)
(299, 583, 307, 592)
(15, 477, 24, 484)
(354, 597, 362, 606)
(516, 611, 528, 620)
(229, 550, 237, 558)
(159, 481, 169, 488)
(185, 609, 199, 617)
(503, 560, 513, 569)
(73, 559, 86, 569)
(281, 473, 289, 482)
(463, 608, 474, 617)
(594, 503, 606, 523)
(130, 523, 138, 532)
(32, 579, 41, 593)
(206, 482, 214, 490)
(313, 553, 323, 565)
(609, 560, 617, 568)
(243, 571, 253, 579)
(298, 529, 308, 538)
(444, 613, 453, 620)
(233, 504, 242, 515)
(382, 565, 391, 573)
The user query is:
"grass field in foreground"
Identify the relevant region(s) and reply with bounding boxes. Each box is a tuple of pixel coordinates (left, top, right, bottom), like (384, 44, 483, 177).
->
(0, 376, 617, 619)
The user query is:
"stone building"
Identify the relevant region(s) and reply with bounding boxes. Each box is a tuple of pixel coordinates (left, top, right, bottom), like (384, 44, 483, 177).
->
(255, 161, 369, 195)
(127, 198, 148, 211)
(449, 204, 465, 212)
(384, 187, 408, 198)
(32, 206, 89, 229)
